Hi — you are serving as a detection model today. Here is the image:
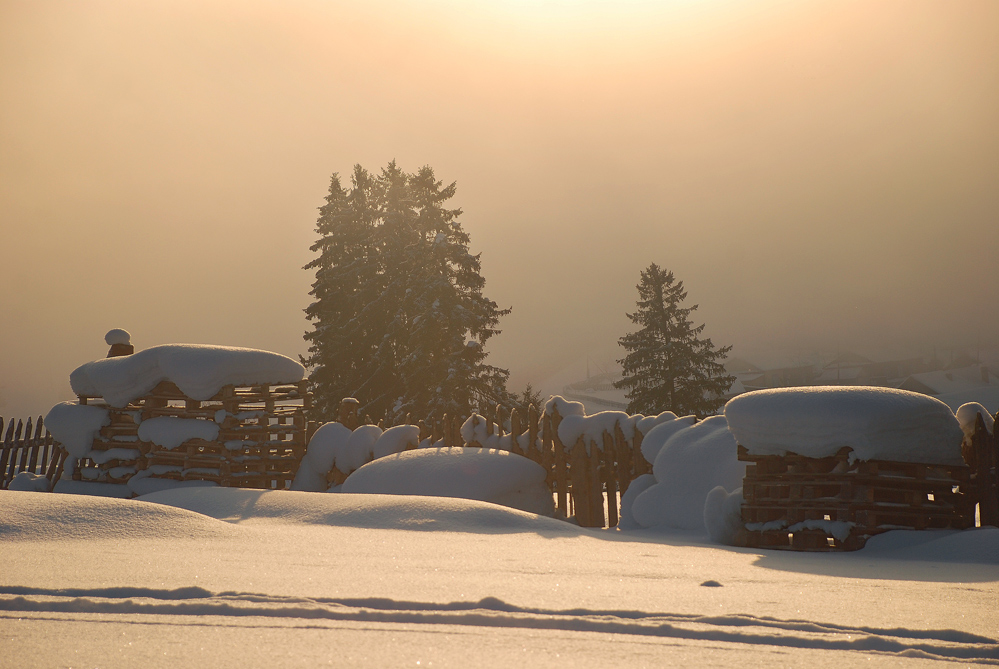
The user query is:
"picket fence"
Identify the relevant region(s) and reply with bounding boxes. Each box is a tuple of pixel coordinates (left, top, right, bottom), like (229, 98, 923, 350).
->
(0, 416, 68, 490)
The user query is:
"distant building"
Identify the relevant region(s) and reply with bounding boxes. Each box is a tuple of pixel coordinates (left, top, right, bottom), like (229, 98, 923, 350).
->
(897, 363, 999, 412)
(814, 353, 930, 387)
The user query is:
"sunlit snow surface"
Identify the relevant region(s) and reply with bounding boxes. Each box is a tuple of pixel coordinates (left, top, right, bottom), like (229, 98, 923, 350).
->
(2, 488, 998, 667)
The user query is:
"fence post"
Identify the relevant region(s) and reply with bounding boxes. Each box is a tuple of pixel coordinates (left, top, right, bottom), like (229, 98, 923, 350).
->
(570, 437, 591, 525)
(588, 438, 605, 527)
(338, 398, 360, 430)
(614, 422, 634, 496)
(528, 404, 539, 463)
(603, 431, 618, 527)
(16, 417, 33, 478)
(0, 418, 10, 487)
(510, 408, 523, 455)
(974, 413, 999, 526)
(548, 408, 565, 517)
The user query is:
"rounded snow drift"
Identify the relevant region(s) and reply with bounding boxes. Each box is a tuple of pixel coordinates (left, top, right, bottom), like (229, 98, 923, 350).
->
(105, 328, 131, 346)
(341, 447, 555, 516)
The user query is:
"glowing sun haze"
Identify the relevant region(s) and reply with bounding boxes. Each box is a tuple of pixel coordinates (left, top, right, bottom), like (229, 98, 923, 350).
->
(1, 0, 996, 417)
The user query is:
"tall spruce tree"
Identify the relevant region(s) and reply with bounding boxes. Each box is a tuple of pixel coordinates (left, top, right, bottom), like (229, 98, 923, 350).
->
(303, 162, 511, 422)
(614, 264, 734, 416)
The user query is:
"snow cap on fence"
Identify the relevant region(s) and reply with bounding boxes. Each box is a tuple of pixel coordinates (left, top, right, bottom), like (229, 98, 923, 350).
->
(460, 414, 493, 447)
(542, 396, 585, 418)
(338, 424, 384, 473)
(636, 411, 679, 436)
(70, 344, 305, 407)
(372, 425, 421, 459)
(557, 411, 632, 451)
(956, 402, 995, 438)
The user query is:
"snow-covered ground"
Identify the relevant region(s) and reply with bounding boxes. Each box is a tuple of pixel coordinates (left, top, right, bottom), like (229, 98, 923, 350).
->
(2, 488, 997, 667)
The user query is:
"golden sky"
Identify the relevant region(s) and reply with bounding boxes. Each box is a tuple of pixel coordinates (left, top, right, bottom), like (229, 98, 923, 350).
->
(1, 0, 997, 416)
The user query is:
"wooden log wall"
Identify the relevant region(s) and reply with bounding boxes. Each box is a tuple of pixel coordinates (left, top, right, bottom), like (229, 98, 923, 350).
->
(67, 380, 312, 492)
(738, 444, 979, 551)
(0, 416, 67, 490)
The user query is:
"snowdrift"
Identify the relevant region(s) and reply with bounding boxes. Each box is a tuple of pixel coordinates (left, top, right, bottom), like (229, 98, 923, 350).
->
(139, 487, 575, 535)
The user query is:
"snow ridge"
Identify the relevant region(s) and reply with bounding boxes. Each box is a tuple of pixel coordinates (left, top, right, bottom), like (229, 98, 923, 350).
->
(1, 589, 995, 661)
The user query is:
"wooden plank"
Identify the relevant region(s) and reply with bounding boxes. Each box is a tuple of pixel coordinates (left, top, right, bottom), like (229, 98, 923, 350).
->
(548, 409, 566, 517)
(614, 423, 633, 496)
(4, 420, 25, 487)
(26, 416, 43, 472)
(527, 404, 539, 463)
(509, 408, 523, 456)
(15, 417, 33, 479)
(603, 431, 618, 527)
(0, 418, 12, 486)
(570, 438, 593, 526)
(589, 438, 605, 528)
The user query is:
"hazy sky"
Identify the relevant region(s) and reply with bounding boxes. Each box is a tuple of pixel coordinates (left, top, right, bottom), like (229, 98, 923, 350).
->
(1, 0, 997, 417)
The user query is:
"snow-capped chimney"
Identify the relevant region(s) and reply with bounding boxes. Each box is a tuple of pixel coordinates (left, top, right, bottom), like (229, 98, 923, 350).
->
(105, 328, 134, 358)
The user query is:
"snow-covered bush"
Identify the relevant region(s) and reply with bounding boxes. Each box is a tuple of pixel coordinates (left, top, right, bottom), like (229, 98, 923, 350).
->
(340, 447, 555, 516)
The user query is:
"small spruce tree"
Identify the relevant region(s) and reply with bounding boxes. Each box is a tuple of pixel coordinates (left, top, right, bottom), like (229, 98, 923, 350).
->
(614, 264, 734, 416)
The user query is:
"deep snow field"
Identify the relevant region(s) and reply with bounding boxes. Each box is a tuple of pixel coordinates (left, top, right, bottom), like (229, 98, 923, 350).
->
(2, 488, 997, 667)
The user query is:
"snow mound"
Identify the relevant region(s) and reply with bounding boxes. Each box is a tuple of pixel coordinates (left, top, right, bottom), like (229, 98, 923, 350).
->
(52, 480, 134, 498)
(44, 402, 110, 458)
(69, 344, 305, 407)
(639, 415, 696, 464)
(338, 424, 383, 473)
(0, 491, 235, 541)
(7, 472, 51, 492)
(341, 447, 555, 516)
(627, 415, 745, 531)
(725, 386, 965, 465)
(617, 473, 655, 530)
(862, 528, 999, 564)
(291, 422, 352, 491)
(703, 486, 745, 545)
(140, 487, 577, 535)
(126, 474, 218, 497)
(371, 424, 421, 459)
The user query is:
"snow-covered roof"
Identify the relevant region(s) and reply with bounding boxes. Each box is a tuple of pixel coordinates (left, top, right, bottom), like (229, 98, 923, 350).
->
(898, 364, 996, 397)
(70, 344, 305, 407)
(814, 366, 863, 383)
(724, 386, 964, 466)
